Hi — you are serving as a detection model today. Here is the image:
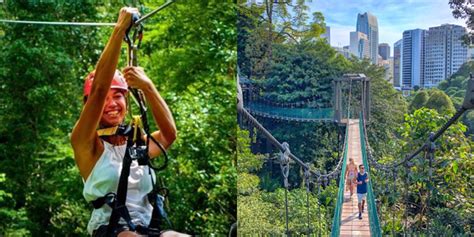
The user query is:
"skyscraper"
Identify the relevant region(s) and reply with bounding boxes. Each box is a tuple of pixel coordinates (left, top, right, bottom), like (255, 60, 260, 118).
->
(424, 24, 468, 88)
(378, 43, 390, 60)
(402, 29, 426, 91)
(356, 12, 379, 64)
(393, 39, 403, 88)
(349, 31, 370, 59)
(321, 26, 331, 44)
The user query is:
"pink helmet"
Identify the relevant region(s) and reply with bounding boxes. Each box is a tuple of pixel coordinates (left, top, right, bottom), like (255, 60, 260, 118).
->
(83, 70, 128, 97)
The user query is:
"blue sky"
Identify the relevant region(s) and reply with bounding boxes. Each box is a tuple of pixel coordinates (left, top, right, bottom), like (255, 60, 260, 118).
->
(307, 0, 466, 53)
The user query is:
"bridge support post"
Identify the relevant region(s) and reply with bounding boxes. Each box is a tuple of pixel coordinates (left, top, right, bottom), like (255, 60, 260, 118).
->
(334, 80, 342, 122)
(365, 79, 370, 122)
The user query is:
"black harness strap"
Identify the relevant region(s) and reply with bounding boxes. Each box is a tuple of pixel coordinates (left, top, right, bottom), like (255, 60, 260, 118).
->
(106, 131, 137, 235)
(93, 123, 170, 236)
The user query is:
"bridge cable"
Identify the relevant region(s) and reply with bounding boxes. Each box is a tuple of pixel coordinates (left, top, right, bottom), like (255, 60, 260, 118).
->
(280, 142, 291, 236)
(392, 171, 397, 237)
(404, 162, 409, 236)
(304, 166, 312, 236)
(426, 134, 435, 235)
(317, 177, 322, 237)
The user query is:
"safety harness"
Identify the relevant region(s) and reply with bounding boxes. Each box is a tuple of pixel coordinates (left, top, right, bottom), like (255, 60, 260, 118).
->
(92, 2, 174, 236)
(94, 117, 170, 236)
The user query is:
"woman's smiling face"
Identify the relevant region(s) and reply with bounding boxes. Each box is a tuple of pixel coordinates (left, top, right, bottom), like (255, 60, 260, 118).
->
(100, 89, 127, 127)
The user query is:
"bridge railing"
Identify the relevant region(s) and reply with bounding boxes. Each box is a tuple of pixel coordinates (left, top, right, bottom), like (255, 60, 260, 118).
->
(246, 101, 334, 120)
(330, 124, 349, 237)
(359, 116, 382, 236)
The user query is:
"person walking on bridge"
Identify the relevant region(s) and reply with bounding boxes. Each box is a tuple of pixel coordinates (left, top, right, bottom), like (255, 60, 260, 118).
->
(345, 158, 358, 198)
(356, 165, 369, 220)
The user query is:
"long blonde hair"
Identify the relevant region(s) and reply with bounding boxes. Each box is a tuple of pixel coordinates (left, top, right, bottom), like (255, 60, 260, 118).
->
(349, 157, 355, 165)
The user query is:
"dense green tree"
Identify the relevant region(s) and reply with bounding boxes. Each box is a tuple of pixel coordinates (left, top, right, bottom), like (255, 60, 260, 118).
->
(263, 42, 347, 105)
(424, 90, 456, 115)
(409, 90, 429, 112)
(437, 63, 474, 138)
(137, 2, 237, 234)
(237, 128, 334, 235)
(237, 0, 328, 79)
(0, 2, 102, 235)
(0, 1, 236, 235)
(387, 108, 473, 235)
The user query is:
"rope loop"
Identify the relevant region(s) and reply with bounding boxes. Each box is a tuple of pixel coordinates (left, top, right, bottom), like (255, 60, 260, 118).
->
(304, 165, 311, 193)
(280, 142, 291, 189)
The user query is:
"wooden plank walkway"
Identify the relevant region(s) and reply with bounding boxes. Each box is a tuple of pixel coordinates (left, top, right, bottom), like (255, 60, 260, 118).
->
(340, 119, 371, 237)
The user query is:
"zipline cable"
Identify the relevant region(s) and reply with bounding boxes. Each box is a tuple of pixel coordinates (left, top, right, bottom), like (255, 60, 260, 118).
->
(0, 19, 116, 26)
(0, 0, 175, 27)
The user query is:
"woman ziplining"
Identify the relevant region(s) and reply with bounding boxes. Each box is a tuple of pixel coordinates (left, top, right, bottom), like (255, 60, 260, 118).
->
(71, 7, 189, 237)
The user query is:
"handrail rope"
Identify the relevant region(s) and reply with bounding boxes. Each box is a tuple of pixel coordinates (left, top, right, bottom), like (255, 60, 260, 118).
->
(0, 19, 116, 26)
(238, 104, 346, 180)
(330, 78, 353, 236)
(359, 104, 470, 235)
(358, 116, 382, 236)
(330, 124, 349, 237)
(244, 108, 334, 122)
(361, 107, 467, 170)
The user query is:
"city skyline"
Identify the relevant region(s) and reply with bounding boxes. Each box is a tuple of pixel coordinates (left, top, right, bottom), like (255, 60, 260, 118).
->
(307, 0, 466, 52)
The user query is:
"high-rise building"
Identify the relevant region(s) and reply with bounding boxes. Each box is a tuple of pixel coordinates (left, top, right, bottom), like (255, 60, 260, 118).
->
(357, 12, 379, 64)
(378, 43, 390, 60)
(393, 39, 403, 89)
(349, 31, 370, 59)
(333, 46, 351, 59)
(424, 24, 468, 88)
(468, 46, 474, 61)
(321, 26, 331, 44)
(378, 57, 393, 83)
(402, 29, 426, 91)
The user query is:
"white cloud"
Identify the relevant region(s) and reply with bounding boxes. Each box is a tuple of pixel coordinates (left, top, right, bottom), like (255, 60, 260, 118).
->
(328, 24, 353, 47)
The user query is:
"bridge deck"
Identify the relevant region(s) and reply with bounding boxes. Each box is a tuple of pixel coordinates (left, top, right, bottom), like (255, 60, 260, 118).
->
(340, 119, 371, 236)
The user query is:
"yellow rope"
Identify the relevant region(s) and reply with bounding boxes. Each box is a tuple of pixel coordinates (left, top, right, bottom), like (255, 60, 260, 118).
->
(97, 126, 119, 136)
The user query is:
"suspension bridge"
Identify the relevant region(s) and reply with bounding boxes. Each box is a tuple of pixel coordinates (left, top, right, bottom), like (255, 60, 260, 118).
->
(237, 73, 474, 236)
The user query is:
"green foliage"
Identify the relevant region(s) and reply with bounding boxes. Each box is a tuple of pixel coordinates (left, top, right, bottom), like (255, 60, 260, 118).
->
(373, 108, 473, 235)
(437, 61, 474, 138)
(237, 128, 264, 173)
(263, 42, 347, 105)
(237, 128, 333, 235)
(0, 1, 101, 236)
(137, 2, 237, 234)
(424, 90, 456, 115)
(0, 1, 236, 236)
(409, 90, 429, 112)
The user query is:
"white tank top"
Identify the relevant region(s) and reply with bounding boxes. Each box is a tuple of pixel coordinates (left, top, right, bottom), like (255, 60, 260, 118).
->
(82, 140, 155, 235)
